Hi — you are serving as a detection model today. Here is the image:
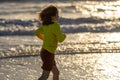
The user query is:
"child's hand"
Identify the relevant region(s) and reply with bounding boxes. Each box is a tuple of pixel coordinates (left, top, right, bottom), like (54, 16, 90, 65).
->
(36, 33, 44, 40)
(62, 33, 66, 40)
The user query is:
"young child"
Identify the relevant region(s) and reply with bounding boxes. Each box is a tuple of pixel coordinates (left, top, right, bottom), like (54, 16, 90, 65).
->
(35, 5, 66, 80)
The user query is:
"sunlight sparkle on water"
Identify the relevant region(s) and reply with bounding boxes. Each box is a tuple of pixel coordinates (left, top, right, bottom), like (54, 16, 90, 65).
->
(116, 7, 120, 17)
(96, 54, 120, 78)
(101, 33, 120, 42)
(108, 0, 120, 18)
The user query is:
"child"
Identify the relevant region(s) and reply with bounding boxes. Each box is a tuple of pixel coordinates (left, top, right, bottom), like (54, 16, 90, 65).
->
(35, 5, 66, 80)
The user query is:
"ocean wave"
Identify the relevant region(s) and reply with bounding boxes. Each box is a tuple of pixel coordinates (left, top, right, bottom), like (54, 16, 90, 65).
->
(1, 41, 120, 58)
(0, 17, 120, 35)
(59, 17, 111, 25)
(0, 17, 111, 26)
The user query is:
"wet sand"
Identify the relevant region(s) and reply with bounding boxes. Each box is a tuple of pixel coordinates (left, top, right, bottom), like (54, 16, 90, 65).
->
(0, 53, 120, 80)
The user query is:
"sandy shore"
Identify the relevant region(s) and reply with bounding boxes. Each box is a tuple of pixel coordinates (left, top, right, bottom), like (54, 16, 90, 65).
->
(0, 53, 120, 80)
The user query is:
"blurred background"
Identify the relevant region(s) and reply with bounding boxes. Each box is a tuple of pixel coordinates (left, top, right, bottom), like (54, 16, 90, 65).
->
(0, 0, 120, 56)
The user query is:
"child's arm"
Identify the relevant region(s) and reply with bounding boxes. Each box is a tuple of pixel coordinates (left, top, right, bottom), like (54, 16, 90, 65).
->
(60, 33, 66, 42)
(35, 27, 44, 40)
(54, 24, 66, 42)
(36, 33, 44, 40)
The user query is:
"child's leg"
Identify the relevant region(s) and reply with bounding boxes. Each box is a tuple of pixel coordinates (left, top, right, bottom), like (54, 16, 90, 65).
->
(51, 65, 60, 80)
(38, 70, 50, 80)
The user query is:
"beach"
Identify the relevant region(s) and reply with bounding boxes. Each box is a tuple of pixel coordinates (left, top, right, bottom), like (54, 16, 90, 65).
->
(0, 0, 120, 80)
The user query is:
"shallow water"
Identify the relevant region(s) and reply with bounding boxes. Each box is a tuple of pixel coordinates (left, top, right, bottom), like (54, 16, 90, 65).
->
(1, 33, 120, 57)
(0, 53, 120, 80)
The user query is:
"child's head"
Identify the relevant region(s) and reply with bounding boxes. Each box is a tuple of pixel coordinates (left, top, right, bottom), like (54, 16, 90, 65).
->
(38, 5, 59, 25)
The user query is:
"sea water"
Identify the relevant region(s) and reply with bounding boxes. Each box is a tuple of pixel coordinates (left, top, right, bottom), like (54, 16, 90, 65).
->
(0, 0, 120, 56)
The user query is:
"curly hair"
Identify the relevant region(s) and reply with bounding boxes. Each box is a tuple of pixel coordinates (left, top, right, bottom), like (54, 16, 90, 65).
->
(38, 5, 58, 25)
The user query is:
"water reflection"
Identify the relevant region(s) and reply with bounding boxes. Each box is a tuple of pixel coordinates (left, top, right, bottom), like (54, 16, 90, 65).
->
(58, 33, 120, 54)
(57, 53, 120, 80)
(70, 0, 120, 19)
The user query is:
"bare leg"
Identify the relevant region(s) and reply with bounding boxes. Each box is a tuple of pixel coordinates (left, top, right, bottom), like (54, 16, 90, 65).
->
(38, 70, 50, 80)
(51, 65, 60, 80)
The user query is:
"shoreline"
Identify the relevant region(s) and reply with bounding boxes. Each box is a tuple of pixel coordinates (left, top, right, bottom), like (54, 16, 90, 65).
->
(0, 53, 120, 80)
(1, 34, 120, 58)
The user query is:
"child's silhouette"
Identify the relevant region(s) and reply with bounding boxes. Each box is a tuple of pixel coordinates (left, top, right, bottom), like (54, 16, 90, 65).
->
(35, 5, 66, 80)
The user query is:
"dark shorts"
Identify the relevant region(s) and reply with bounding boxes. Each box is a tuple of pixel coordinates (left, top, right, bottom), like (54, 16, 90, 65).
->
(40, 48, 55, 71)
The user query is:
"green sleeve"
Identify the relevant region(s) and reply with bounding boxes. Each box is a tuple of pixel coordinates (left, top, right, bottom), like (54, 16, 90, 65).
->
(53, 23, 66, 42)
(35, 27, 43, 36)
